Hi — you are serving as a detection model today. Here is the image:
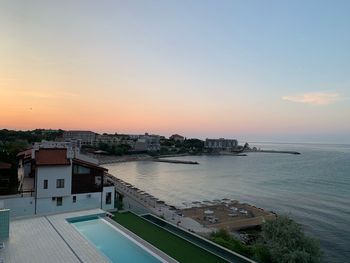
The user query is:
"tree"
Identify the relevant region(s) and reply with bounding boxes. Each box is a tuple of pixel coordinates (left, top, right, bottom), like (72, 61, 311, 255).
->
(256, 216, 322, 263)
(209, 216, 322, 263)
(98, 142, 111, 152)
(0, 140, 28, 194)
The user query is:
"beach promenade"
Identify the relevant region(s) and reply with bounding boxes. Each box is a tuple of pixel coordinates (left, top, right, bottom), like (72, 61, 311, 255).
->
(104, 173, 210, 233)
(104, 173, 274, 234)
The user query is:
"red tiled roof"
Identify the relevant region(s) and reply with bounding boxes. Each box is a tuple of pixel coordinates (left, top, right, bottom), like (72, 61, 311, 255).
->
(16, 149, 32, 159)
(72, 158, 108, 171)
(35, 149, 70, 166)
(0, 162, 12, 169)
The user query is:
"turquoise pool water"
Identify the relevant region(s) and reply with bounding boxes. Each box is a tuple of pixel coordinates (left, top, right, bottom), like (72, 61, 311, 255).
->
(71, 217, 163, 263)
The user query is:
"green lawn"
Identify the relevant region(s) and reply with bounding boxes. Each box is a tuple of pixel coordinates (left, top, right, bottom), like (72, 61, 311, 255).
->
(113, 212, 227, 263)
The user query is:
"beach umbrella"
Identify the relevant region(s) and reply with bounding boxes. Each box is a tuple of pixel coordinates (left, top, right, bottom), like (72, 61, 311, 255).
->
(204, 209, 214, 215)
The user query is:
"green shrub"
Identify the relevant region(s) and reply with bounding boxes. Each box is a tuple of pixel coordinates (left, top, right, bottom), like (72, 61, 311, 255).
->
(210, 229, 251, 257)
(209, 216, 322, 263)
(257, 216, 322, 263)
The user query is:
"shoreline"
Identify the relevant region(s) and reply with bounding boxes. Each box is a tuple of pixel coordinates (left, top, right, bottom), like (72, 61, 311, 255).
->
(96, 150, 301, 165)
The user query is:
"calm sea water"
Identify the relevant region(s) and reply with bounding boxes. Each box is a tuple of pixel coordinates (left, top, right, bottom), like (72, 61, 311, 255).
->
(104, 143, 350, 263)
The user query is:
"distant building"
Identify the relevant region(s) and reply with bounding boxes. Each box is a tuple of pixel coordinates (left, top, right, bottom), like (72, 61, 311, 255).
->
(95, 134, 120, 145)
(134, 133, 160, 152)
(204, 138, 238, 151)
(95, 134, 136, 149)
(134, 140, 147, 152)
(62, 130, 97, 146)
(170, 134, 185, 142)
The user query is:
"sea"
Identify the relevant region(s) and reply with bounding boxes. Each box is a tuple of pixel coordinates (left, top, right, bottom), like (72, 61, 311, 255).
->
(104, 143, 350, 263)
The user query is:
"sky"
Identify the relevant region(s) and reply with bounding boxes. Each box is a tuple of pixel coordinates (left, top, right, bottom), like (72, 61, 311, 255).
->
(1, 0, 349, 143)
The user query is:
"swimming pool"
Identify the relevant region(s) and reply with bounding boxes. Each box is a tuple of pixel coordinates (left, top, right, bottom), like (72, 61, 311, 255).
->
(70, 216, 165, 263)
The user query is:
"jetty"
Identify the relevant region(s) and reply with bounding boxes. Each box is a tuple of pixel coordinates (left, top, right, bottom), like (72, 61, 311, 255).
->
(255, 150, 301, 155)
(154, 159, 199, 165)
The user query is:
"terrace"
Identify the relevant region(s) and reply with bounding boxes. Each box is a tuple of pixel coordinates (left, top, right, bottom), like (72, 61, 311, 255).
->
(0, 209, 178, 263)
(0, 206, 255, 263)
(181, 201, 276, 231)
(0, 209, 109, 263)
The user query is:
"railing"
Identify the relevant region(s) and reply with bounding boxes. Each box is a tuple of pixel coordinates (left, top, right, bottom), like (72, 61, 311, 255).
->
(19, 190, 35, 197)
(104, 173, 161, 210)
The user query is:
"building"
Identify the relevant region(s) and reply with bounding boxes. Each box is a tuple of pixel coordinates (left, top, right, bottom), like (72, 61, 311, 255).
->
(8, 143, 115, 217)
(138, 134, 160, 152)
(95, 134, 136, 149)
(204, 138, 238, 151)
(62, 130, 97, 146)
(95, 134, 120, 145)
(170, 134, 185, 142)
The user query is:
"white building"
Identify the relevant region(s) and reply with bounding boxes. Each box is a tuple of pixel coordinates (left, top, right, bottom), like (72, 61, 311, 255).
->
(134, 134, 160, 152)
(6, 144, 115, 217)
(95, 134, 120, 145)
(170, 134, 185, 142)
(62, 130, 97, 146)
(205, 138, 238, 151)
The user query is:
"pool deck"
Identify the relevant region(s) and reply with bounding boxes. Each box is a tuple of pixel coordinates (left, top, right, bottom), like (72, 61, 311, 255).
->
(1, 209, 160, 263)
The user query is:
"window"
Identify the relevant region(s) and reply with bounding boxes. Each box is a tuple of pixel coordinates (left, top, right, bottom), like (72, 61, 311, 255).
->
(56, 197, 63, 206)
(56, 179, 64, 188)
(73, 164, 90, 174)
(43, 180, 48, 189)
(106, 192, 112, 205)
(73, 196, 76, 203)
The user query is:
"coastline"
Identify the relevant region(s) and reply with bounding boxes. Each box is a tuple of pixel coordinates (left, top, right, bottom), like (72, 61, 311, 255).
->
(95, 149, 301, 165)
(103, 143, 349, 263)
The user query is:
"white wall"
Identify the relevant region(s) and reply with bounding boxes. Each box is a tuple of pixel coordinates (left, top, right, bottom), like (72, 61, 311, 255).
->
(17, 159, 24, 184)
(36, 166, 72, 198)
(17, 161, 32, 191)
(1, 191, 114, 217)
(36, 192, 102, 215)
(122, 195, 149, 215)
(0, 196, 35, 218)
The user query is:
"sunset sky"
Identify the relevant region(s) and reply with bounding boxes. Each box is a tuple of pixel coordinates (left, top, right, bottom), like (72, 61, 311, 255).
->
(1, 1, 349, 143)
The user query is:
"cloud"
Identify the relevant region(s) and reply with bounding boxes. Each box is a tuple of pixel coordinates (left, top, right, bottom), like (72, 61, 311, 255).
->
(282, 92, 340, 105)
